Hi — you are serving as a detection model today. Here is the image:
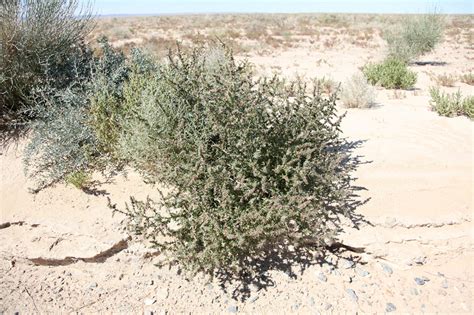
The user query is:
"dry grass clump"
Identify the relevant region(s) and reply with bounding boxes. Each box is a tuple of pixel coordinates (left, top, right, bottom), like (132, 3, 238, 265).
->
(340, 73, 376, 108)
(433, 73, 457, 87)
(459, 72, 474, 85)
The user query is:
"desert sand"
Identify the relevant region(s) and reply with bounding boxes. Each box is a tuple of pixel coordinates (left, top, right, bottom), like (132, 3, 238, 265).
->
(1, 14, 473, 313)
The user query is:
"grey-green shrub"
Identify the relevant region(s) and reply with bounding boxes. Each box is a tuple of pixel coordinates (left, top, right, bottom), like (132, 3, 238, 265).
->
(23, 87, 100, 192)
(429, 87, 473, 119)
(385, 13, 444, 62)
(340, 73, 375, 108)
(363, 58, 417, 89)
(0, 0, 93, 125)
(23, 39, 133, 191)
(113, 46, 358, 275)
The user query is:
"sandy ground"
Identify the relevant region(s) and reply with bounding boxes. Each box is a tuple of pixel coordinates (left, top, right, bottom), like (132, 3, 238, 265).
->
(1, 17, 473, 313)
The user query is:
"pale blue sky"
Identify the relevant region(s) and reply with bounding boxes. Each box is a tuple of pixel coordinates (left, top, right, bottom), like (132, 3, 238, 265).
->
(87, 0, 473, 15)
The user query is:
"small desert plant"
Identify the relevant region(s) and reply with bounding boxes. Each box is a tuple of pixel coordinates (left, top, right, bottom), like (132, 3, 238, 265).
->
(340, 73, 375, 108)
(434, 73, 456, 87)
(429, 87, 473, 119)
(313, 77, 338, 95)
(66, 170, 92, 190)
(460, 72, 474, 85)
(363, 57, 417, 89)
(385, 12, 444, 62)
(0, 0, 94, 126)
(112, 45, 359, 275)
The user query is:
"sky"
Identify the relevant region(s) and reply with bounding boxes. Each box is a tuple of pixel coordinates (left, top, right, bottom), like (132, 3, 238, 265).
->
(87, 0, 474, 15)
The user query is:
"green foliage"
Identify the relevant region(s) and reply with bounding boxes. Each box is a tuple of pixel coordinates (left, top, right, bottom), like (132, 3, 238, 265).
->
(429, 87, 473, 119)
(385, 12, 444, 62)
(113, 46, 357, 275)
(66, 170, 92, 190)
(0, 0, 93, 125)
(363, 58, 417, 89)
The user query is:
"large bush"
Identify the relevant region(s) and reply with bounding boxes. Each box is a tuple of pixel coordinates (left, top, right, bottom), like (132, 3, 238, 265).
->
(0, 0, 93, 126)
(113, 46, 357, 275)
(363, 58, 417, 89)
(385, 13, 444, 62)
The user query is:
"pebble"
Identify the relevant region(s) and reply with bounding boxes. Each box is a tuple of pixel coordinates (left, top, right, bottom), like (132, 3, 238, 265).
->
(414, 277, 425, 285)
(308, 297, 315, 306)
(380, 263, 393, 275)
(291, 303, 300, 311)
(227, 305, 238, 313)
(144, 298, 156, 306)
(324, 303, 333, 310)
(412, 256, 426, 265)
(88, 282, 98, 289)
(248, 296, 259, 303)
(441, 279, 448, 289)
(317, 272, 328, 283)
(340, 259, 355, 269)
(386, 303, 396, 312)
(346, 288, 358, 302)
(411, 288, 419, 295)
(356, 267, 370, 277)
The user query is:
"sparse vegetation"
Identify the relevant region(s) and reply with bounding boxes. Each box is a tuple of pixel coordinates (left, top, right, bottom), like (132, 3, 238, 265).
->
(429, 87, 473, 119)
(385, 12, 445, 62)
(363, 58, 417, 89)
(434, 73, 457, 87)
(340, 73, 376, 108)
(66, 171, 92, 190)
(460, 72, 474, 85)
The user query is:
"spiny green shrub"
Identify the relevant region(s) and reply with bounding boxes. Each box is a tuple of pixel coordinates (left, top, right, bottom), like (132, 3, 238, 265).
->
(0, 0, 93, 126)
(363, 58, 417, 89)
(429, 87, 473, 119)
(340, 73, 375, 108)
(385, 12, 444, 62)
(112, 46, 358, 275)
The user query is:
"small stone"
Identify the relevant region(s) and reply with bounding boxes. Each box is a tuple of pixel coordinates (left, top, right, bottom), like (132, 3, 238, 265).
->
(386, 303, 396, 312)
(149, 279, 154, 286)
(441, 279, 448, 289)
(356, 267, 369, 277)
(380, 263, 393, 275)
(144, 298, 156, 306)
(414, 277, 425, 285)
(346, 288, 358, 302)
(249, 296, 259, 303)
(291, 303, 300, 311)
(88, 282, 98, 289)
(413, 256, 426, 265)
(227, 305, 238, 313)
(317, 272, 327, 283)
(340, 259, 355, 269)
(324, 303, 333, 310)
(308, 297, 315, 306)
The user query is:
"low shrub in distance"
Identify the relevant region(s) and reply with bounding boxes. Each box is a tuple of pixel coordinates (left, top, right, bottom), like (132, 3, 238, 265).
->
(429, 87, 473, 119)
(434, 73, 456, 87)
(340, 73, 375, 108)
(113, 46, 357, 275)
(363, 58, 417, 89)
(460, 72, 474, 85)
(384, 12, 444, 62)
